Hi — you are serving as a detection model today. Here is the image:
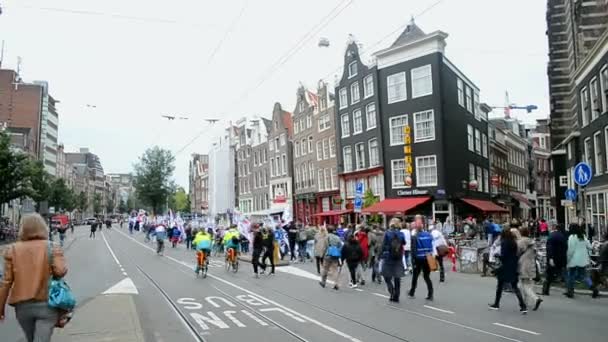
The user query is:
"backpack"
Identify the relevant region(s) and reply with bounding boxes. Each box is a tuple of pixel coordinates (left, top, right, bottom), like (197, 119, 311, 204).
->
(326, 237, 341, 258)
(389, 232, 402, 259)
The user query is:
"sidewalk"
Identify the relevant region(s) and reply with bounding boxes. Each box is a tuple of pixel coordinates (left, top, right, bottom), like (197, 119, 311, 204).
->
(53, 294, 144, 342)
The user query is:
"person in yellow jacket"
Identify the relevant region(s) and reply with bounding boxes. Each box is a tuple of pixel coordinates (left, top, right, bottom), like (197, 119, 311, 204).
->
(193, 229, 212, 274)
(223, 226, 241, 255)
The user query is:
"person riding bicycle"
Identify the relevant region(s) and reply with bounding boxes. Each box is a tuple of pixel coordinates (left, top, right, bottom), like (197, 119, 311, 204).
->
(155, 223, 167, 255)
(223, 226, 241, 260)
(193, 229, 213, 274)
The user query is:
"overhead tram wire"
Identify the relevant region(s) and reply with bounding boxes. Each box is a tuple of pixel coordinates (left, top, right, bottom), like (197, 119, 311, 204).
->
(206, 0, 249, 65)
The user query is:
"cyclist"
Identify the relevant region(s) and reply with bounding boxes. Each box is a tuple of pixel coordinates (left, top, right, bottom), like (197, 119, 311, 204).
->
(193, 229, 213, 274)
(155, 223, 167, 255)
(223, 225, 241, 265)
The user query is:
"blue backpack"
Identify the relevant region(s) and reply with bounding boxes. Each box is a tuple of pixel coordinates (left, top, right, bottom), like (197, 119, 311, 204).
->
(47, 243, 76, 311)
(326, 237, 341, 258)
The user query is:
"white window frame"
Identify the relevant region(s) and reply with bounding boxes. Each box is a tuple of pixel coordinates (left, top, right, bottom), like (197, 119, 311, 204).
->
(363, 75, 374, 99)
(413, 109, 435, 143)
(331, 168, 337, 189)
(339, 88, 348, 109)
(308, 136, 313, 153)
(368, 138, 379, 167)
(605, 126, 608, 173)
(280, 133, 286, 146)
(348, 61, 357, 78)
(294, 120, 300, 134)
(467, 125, 474, 152)
(584, 137, 592, 170)
(469, 163, 475, 182)
(318, 169, 325, 191)
(353, 109, 363, 134)
(482, 133, 488, 158)
(582, 86, 590, 127)
(387, 72, 407, 104)
(306, 115, 312, 129)
(316, 141, 322, 161)
(411, 64, 433, 98)
(366, 103, 377, 130)
(318, 114, 330, 132)
(600, 65, 608, 114)
(322, 139, 329, 160)
(483, 169, 489, 193)
(465, 86, 473, 113)
(477, 166, 483, 191)
(594, 131, 603, 175)
(416, 155, 438, 187)
(591, 77, 600, 121)
(300, 138, 307, 156)
(341, 113, 350, 138)
(295, 141, 300, 157)
(282, 154, 287, 176)
(474, 128, 481, 154)
(474, 92, 481, 119)
(391, 159, 408, 188)
(457, 78, 464, 107)
(329, 138, 336, 157)
(343, 146, 353, 172)
(355, 142, 366, 170)
(351, 82, 360, 104)
(389, 114, 408, 146)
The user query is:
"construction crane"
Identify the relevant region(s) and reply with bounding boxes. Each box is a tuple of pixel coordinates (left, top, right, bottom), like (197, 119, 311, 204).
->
(490, 91, 538, 118)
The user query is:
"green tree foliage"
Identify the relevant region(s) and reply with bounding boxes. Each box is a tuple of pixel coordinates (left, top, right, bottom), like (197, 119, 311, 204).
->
(26, 159, 52, 210)
(106, 197, 115, 214)
(49, 178, 71, 211)
(363, 189, 382, 224)
(169, 187, 189, 213)
(134, 147, 175, 214)
(77, 191, 88, 212)
(93, 193, 103, 215)
(118, 199, 128, 213)
(0, 131, 31, 205)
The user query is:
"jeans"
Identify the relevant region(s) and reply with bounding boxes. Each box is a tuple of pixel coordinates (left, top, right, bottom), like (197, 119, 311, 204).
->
(261, 249, 275, 274)
(409, 258, 433, 297)
(384, 276, 401, 301)
(436, 255, 445, 281)
(252, 249, 263, 274)
(15, 300, 60, 342)
(402, 251, 411, 270)
(320, 257, 340, 287)
(89, 230, 96, 238)
(186, 236, 192, 249)
(347, 261, 359, 284)
(289, 239, 297, 260)
(493, 279, 526, 309)
(297, 241, 307, 261)
(543, 264, 566, 294)
(567, 266, 593, 293)
(371, 256, 382, 282)
(315, 256, 324, 274)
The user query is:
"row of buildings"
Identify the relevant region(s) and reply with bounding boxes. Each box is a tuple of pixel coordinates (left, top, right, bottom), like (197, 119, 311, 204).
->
(190, 20, 557, 226)
(0, 67, 134, 220)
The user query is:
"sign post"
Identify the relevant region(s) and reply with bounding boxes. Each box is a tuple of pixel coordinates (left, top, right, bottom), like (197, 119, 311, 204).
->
(573, 162, 592, 227)
(354, 181, 364, 216)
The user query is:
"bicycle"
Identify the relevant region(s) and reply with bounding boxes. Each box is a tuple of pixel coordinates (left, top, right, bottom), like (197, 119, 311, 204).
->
(225, 247, 239, 273)
(196, 250, 210, 278)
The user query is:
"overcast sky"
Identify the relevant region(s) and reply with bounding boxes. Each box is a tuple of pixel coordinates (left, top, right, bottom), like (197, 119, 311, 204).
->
(0, 0, 549, 190)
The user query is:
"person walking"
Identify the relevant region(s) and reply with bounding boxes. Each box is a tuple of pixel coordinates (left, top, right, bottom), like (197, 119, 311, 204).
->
(319, 226, 343, 290)
(341, 234, 364, 288)
(260, 228, 276, 276)
(355, 226, 370, 285)
(382, 218, 406, 302)
(0, 214, 68, 341)
(517, 227, 543, 311)
(251, 226, 264, 278)
(488, 227, 528, 314)
(287, 221, 298, 262)
(543, 223, 567, 295)
(430, 225, 448, 282)
(314, 226, 328, 274)
(185, 225, 193, 250)
(400, 224, 412, 274)
(408, 219, 434, 301)
(565, 224, 595, 298)
(296, 223, 308, 263)
(89, 219, 97, 239)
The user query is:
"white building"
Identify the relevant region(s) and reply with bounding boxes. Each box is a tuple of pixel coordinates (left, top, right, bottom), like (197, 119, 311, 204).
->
(208, 136, 236, 219)
(33, 81, 59, 175)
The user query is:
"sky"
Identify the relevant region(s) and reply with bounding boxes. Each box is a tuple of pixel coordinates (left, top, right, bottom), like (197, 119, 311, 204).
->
(0, 0, 549, 190)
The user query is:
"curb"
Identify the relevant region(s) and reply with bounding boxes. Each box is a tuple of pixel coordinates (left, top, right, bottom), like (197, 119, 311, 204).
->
(238, 255, 290, 267)
(533, 284, 607, 296)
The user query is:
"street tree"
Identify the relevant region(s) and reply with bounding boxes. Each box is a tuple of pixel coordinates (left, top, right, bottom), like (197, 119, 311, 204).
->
(169, 187, 189, 213)
(363, 189, 382, 224)
(133, 147, 175, 214)
(106, 197, 115, 214)
(0, 131, 31, 207)
(77, 191, 88, 213)
(118, 199, 128, 213)
(26, 159, 52, 211)
(93, 193, 103, 215)
(49, 178, 71, 211)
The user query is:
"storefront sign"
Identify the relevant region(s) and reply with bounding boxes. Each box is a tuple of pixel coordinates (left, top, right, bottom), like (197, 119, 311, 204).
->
(397, 189, 429, 196)
(403, 125, 413, 182)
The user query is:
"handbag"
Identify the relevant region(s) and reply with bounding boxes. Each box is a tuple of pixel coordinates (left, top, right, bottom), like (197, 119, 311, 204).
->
(47, 242, 76, 311)
(426, 253, 438, 271)
(436, 245, 449, 257)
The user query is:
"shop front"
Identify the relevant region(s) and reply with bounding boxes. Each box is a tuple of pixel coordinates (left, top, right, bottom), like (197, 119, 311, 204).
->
(295, 193, 317, 225)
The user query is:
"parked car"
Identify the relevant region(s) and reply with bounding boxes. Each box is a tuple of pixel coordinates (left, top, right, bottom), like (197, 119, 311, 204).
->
(84, 217, 97, 225)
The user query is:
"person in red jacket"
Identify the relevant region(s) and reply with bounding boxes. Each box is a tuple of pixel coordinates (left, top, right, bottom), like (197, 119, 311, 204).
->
(356, 226, 370, 286)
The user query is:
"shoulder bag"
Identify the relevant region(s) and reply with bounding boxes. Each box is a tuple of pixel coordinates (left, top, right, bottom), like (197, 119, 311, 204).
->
(47, 242, 76, 311)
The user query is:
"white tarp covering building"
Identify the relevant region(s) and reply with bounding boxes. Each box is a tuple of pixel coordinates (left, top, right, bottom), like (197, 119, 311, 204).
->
(208, 136, 236, 218)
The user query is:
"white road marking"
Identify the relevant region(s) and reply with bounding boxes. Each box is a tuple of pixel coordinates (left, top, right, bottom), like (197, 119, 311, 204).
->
(259, 307, 307, 323)
(241, 309, 269, 326)
(224, 310, 246, 327)
(493, 323, 541, 336)
(115, 229, 363, 342)
(354, 289, 364, 292)
(102, 277, 139, 295)
(122, 272, 128, 276)
(373, 293, 390, 299)
(423, 305, 454, 314)
(102, 231, 122, 266)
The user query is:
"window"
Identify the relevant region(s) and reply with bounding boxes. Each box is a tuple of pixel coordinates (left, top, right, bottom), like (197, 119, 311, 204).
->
(387, 72, 407, 103)
(331, 168, 338, 189)
(346, 179, 355, 198)
(269, 140, 274, 151)
(355, 143, 366, 170)
(274, 138, 279, 150)
(351, 82, 360, 104)
(277, 155, 282, 175)
(366, 103, 377, 130)
(270, 158, 275, 176)
(300, 139, 306, 156)
(316, 141, 322, 161)
(413, 110, 435, 142)
(474, 129, 481, 154)
(295, 167, 299, 187)
(477, 166, 483, 191)
(282, 154, 287, 175)
(370, 175, 384, 196)
(324, 168, 331, 191)
(483, 169, 489, 193)
(601, 66, 608, 113)
(392, 160, 407, 188)
(323, 139, 329, 160)
(294, 120, 300, 134)
(457, 78, 464, 107)
(254, 151, 259, 166)
(584, 137, 592, 171)
(301, 164, 307, 187)
(465, 86, 473, 112)
(416, 155, 437, 187)
(320, 95, 327, 110)
(341, 114, 350, 137)
(353, 109, 363, 134)
(306, 115, 312, 129)
(469, 163, 476, 182)
(339, 88, 348, 109)
(280, 133, 286, 146)
(318, 114, 331, 131)
(295, 141, 300, 157)
(467, 125, 474, 151)
(309, 161, 314, 186)
(318, 169, 325, 191)
(411, 65, 432, 98)
(591, 78, 600, 121)
(343, 146, 353, 172)
(262, 148, 267, 162)
(594, 131, 603, 175)
(389, 114, 408, 146)
(298, 101, 305, 113)
(567, 141, 573, 160)
(582, 87, 591, 126)
(348, 61, 357, 78)
(604, 127, 608, 172)
(308, 136, 313, 153)
(369, 139, 379, 166)
(329, 138, 336, 157)
(364, 75, 374, 98)
(482, 133, 488, 158)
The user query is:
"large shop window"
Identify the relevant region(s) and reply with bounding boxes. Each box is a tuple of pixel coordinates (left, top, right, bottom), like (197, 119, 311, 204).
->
(586, 193, 607, 239)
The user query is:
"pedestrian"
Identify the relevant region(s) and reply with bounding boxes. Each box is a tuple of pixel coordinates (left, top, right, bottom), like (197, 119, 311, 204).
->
(539, 219, 548, 237)
(430, 224, 448, 282)
(251, 225, 264, 278)
(565, 224, 596, 298)
(314, 226, 328, 274)
(542, 223, 567, 295)
(260, 228, 276, 275)
(342, 233, 364, 288)
(591, 232, 608, 297)
(171, 226, 180, 248)
(408, 218, 434, 301)
(400, 223, 412, 274)
(0, 214, 69, 341)
(90, 220, 97, 239)
(296, 222, 308, 262)
(185, 224, 193, 250)
(517, 227, 543, 311)
(488, 227, 528, 314)
(355, 226, 369, 285)
(382, 218, 406, 302)
(319, 225, 343, 290)
(288, 221, 298, 261)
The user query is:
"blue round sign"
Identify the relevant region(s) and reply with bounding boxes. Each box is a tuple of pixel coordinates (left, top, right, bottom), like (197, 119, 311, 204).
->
(565, 189, 577, 201)
(573, 162, 592, 187)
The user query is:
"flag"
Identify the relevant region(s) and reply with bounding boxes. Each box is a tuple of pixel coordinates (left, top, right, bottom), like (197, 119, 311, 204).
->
(306, 90, 319, 111)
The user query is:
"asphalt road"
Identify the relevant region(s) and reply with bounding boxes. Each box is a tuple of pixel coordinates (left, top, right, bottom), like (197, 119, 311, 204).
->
(2, 226, 608, 342)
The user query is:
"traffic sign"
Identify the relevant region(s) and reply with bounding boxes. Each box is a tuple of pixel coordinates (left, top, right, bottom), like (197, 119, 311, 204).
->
(573, 162, 592, 186)
(354, 197, 363, 213)
(355, 181, 364, 196)
(565, 188, 577, 201)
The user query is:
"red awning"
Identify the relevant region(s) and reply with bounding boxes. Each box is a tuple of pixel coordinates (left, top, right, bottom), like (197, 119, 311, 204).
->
(510, 192, 534, 209)
(313, 209, 352, 217)
(361, 197, 431, 215)
(462, 198, 508, 212)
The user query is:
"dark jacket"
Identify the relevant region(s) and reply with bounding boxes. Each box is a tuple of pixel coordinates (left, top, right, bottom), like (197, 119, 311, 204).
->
(262, 232, 274, 250)
(252, 231, 264, 252)
(341, 240, 363, 264)
(497, 238, 519, 283)
(380, 229, 405, 278)
(599, 242, 608, 275)
(546, 230, 567, 268)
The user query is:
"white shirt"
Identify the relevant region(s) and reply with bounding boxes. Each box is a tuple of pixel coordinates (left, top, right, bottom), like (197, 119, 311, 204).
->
(400, 229, 412, 251)
(155, 225, 166, 234)
(430, 229, 447, 253)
